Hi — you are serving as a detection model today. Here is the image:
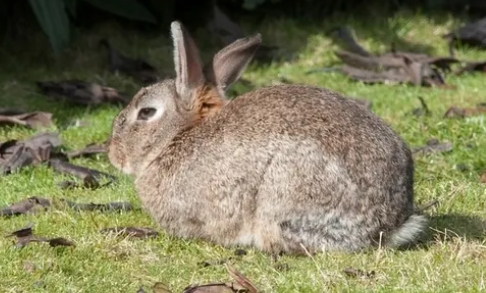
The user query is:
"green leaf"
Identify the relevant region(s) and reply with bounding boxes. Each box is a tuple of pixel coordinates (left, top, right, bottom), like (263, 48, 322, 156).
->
(28, 0, 70, 57)
(84, 0, 157, 24)
(64, 0, 78, 18)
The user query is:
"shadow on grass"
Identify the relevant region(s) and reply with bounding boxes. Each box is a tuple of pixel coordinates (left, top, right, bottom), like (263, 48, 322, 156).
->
(413, 213, 486, 250)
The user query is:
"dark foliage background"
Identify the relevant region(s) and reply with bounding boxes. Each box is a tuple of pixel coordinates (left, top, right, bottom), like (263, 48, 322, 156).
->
(0, 0, 485, 58)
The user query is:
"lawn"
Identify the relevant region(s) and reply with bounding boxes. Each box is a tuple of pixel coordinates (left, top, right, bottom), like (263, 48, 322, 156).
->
(1, 9, 486, 293)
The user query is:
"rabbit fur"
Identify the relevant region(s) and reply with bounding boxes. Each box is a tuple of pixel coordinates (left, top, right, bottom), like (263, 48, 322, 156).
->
(108, 21, 428, 255)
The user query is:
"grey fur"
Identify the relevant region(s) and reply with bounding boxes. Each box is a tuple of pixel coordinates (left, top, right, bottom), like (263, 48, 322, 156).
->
(107, 21, 428, 255)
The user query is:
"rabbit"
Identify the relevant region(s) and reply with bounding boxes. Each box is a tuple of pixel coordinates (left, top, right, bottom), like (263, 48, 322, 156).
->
(107, 21, 428, 255)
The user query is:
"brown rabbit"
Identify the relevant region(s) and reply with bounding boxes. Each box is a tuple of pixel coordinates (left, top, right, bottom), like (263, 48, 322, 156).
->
(108, 21, 427, 255)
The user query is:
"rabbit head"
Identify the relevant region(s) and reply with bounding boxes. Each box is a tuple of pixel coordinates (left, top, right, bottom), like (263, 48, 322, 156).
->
(108, 21, 262, 175)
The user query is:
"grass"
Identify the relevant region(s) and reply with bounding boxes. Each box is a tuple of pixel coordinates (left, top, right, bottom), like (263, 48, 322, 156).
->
(1, 9, 486, 293)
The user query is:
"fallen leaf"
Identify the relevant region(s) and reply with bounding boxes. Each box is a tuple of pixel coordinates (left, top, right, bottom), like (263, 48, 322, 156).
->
(415, 200, 439, 213)
(100, 227, 159, 239)
(0, 196, 51, 217)
(328, 26, 457, 87)
(454, 61, 486, 75)
(0, 111, 54, 129)
(6, 223, 75, 248)
(61, 199, 133, 212)
(7, 222, 35, 238)
(226, 263, 259, 293)
(411, 139, 453, 155)
(47, 237, 75, 247)
(66, 143, 106, 159)
(0, 132, 61, 175)
(48, 158, 116, 189)
(6, 223, 46, 248)
(444, 17, 486, 50)
(182, 284, 236, 293)
(37, 80, 129, 106)
(444, 104, 486, 119)
(343, 267, 376, 279)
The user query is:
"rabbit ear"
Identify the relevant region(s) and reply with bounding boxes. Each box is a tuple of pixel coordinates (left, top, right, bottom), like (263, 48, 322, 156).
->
(171, 21, 205, 100)
(207, 34, 262, 93)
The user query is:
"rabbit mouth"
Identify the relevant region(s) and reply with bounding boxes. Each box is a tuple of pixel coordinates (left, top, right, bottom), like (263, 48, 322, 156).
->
(107, 142, 133, 174)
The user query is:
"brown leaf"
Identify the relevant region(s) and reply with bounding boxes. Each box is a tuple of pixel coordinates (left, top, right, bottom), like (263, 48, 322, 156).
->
(47, 237, 75, 247)
(37, 80, 130, 106)
(343, 267, 376, 279)
(0, 111, 54, 129)
(454, 61, 486, 75)
(331, 27, 452, 87)
(61, 199, 133, 212)
(0, 132, 61, 175)
(444, 104, 486, 119)
(48, 158, 116, 189)
(7, 222, 35, 238)
(100, 227, 159, 239)
(412, 139, 453, 155)
(6, 223, 46, 248)
(226, 263, 259, 293)
(6, 223, 75, 248)
(415, 200, 439, 213)
(66, 143, 106, 159)
(0, 196, 51, 217)
(182, 284, 235, 293)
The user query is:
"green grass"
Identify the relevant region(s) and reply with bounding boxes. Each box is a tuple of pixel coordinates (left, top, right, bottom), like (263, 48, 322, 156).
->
(1, 10, 486, 293)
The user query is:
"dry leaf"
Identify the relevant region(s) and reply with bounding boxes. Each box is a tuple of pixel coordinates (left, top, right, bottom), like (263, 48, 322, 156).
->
(100, 227, 159, 239)
(0, 111, 54, 129)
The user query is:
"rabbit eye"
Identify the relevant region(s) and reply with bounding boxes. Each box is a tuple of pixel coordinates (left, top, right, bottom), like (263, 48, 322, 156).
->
(137, 107, 156, 121)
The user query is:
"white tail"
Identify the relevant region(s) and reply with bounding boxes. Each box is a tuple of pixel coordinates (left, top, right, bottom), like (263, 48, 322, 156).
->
(386, 214, 428, 248)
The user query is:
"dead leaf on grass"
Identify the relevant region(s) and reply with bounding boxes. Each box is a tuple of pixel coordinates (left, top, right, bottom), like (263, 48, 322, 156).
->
(47, 237, 75, 247)
(37, 80, 130, 106)
(48, 158, 116, 189)
(6, 223, 75, 248)
(66, 142, 106, 159)
(182, 263, 259, 293)
(411, 139, 453, 155)
(0, 111, 54, 129)
(444, 104, 486, 118)
(0, 196, 51, 217)
(61, 199, 133, 212)
(415, 200, 440, 213)
(0, 132, 61, 175)
(100, 226, 159, 239)
(343, 267, 376, 279)
(454, 61, 486, 75)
